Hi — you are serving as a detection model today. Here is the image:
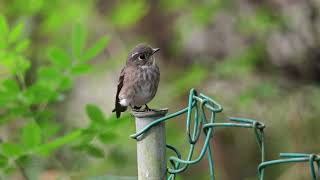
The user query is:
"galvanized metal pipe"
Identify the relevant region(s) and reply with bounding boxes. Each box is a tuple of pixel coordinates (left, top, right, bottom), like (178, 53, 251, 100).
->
(131, 109, 168, 180)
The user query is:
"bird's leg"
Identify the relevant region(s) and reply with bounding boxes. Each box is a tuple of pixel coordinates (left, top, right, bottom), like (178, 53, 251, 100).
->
(144, 104, 151, 111)
(132, 106, 142, 111)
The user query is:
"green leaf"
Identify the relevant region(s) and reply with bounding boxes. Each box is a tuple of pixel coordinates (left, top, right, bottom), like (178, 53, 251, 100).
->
(35, 111, 61, 141)
(8, 22, 24, 43)
(0, 92, 17, 107)
(15, 39, 30, 52)
(72, 24, 86, 58)
(70, 64, 92, 75)
(98, 132, 117, 144)
(72, 131, 96, 151)
(0, 52, 13, 67)
(48, 47, 71, 68)
(0, 105, 29, 123)
(104, 114, 130, 127)
(2, 79, 20, 93)
(0, 154, 8, 168)
(35, 110, 54, 122)
(86, 145, 104, 158)
(1, 143, 23, 157)
(76, 128, 97, 146)
(21, 121, 42, 149)
(38, 120, 61, 141)
(37, 66, 61, 81)
(37, 67, 63, 90)
(24, 83, 59, 104)
(2, 54, 30, 75)
(59, 76, 73, 91)
(18, 57, 31, 74)
(0, 15, 9, 36)
(36, 130, 82, 156)
(16, 155, 31, 166)
(82, 36, 110, 62)
(0, 15, 8, 49)
(85, 104, 106, 125)
(0, 80, 20, 106)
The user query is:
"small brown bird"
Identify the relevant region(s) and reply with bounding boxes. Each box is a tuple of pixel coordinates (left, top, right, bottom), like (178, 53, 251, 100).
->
(112, 44, 160, 118)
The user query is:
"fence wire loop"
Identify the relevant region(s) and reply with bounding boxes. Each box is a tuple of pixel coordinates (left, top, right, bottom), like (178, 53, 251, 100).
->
(130, 88, 317, 180)
(258, 153, 320, 180)
(131, 89, 267, 180)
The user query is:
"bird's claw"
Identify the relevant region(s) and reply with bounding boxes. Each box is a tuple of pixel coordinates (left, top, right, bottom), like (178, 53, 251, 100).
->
(144, 104, 153, 111)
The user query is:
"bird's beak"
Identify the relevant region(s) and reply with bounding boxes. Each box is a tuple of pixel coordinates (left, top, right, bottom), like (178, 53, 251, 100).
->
(152, 48, 160, 55)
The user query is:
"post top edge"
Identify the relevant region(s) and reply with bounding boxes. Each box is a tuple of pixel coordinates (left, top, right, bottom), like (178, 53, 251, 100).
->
(131, 108, 168, 118)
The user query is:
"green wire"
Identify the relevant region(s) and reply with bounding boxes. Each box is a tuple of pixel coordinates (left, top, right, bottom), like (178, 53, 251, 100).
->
(130, 88, 319, 180)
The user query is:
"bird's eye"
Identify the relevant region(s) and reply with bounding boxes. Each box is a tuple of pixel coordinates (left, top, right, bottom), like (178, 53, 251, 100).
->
(138, 54, 146, 60)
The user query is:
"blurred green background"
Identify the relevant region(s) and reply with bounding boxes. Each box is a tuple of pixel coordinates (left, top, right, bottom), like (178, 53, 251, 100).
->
(0, 0, 320, 179)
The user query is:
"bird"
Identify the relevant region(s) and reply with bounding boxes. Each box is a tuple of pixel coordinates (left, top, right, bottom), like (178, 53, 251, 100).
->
(112, 43, 160, 118)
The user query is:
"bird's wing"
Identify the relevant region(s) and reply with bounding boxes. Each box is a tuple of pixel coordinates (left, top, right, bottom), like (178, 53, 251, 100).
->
(112, 67, 127, 118)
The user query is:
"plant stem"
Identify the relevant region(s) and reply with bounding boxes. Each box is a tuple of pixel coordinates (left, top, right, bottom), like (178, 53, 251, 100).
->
(15, 160, 29, 180)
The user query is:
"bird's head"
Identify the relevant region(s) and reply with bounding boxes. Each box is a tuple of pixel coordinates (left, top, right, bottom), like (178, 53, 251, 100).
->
(127, 43, 160, 67)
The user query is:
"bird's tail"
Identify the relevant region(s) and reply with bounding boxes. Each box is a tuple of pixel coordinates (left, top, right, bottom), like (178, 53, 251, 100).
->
(112, 99, 127, 118)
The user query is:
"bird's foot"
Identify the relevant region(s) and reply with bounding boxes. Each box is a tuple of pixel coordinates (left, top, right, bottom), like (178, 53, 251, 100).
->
(132, 106, 143, 112)
(144, 104, 154, 112)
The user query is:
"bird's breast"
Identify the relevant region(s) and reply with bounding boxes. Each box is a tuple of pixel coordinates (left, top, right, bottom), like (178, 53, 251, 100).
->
(131, 66, 159, 106)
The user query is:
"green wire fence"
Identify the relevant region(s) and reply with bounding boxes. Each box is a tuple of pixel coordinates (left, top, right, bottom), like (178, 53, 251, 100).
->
(259, 153, 320, 180)
(130, 88, 319, 180)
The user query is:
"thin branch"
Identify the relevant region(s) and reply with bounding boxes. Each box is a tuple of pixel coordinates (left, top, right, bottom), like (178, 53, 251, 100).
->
(15, 160, 29, 180)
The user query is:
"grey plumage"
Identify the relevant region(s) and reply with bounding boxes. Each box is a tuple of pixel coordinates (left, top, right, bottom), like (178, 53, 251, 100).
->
(112, 44, 160, 118)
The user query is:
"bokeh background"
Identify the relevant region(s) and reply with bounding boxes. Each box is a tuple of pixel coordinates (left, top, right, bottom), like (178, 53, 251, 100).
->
(1, 0, 320, 179)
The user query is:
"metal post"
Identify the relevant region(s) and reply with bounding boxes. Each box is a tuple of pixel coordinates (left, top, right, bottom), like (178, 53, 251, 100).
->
(131, 109, 168, 180)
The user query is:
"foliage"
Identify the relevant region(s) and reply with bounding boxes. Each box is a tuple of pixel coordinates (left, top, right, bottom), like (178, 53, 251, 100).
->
(238, 7, 285, 36)
(72, 104, 129, 158)
(162, 0, 228, 25)
(215, 43, 266, 78)
(110, 0, 149, 29)
(0, 15, 112, 178)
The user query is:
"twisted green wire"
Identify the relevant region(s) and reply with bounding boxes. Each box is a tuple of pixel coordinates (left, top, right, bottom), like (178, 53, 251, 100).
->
(130, 89, 266, 180)
(258, 153, 320, 180)
(130, 88, 320, 179)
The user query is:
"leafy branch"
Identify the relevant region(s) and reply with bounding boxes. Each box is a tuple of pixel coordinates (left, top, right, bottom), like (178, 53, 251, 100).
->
(0, 15, 114, 178)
